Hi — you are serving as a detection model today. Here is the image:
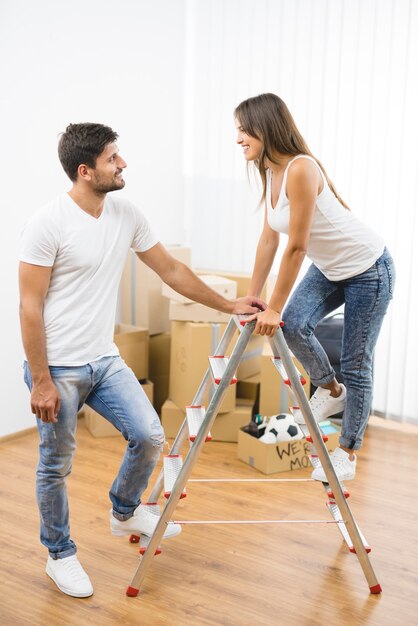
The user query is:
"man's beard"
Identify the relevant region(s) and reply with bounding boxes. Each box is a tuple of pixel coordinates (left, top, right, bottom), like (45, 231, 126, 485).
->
(93, 173, 125, 194)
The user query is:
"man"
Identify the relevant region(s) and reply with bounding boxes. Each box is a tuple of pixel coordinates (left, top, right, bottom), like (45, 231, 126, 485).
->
(19, 123, 265, 598)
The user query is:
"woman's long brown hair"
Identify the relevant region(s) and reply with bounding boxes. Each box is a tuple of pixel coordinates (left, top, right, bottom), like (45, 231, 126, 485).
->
(234, 93, 349, 209)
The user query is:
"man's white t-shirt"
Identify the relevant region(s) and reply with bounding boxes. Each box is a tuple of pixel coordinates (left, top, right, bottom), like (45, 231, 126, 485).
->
(19, 193, 159, 366)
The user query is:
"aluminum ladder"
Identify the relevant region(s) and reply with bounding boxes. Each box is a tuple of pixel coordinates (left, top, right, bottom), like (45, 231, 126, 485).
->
(125, 316, 382, 596)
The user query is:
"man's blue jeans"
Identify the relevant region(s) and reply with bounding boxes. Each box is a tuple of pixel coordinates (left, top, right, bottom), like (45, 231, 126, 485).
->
(282, 248, 395, 451)
(24, 356, 164, 559)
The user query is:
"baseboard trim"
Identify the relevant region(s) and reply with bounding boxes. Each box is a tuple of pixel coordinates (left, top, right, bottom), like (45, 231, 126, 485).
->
(369, 414, 418, 435)
(0, 425, 38, 444)
(0, 413, 85, 445)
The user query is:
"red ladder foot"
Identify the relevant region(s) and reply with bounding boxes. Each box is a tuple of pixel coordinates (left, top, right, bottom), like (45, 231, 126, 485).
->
(126, 586, 140, 597)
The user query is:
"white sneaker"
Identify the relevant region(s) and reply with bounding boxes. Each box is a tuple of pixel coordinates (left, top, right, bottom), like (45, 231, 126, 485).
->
(46, 555, 93, 598)
(311, 447, 357, 482)
(294, 384, 347, 425)
(110, 505, 182, 539)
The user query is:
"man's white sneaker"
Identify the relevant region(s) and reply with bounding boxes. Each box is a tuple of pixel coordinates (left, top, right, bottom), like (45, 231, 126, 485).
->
(294, 384, 347, 425)
(46, 555, 93, 598)
(110, 505, 182, 539)
(311, 447, 357, 482)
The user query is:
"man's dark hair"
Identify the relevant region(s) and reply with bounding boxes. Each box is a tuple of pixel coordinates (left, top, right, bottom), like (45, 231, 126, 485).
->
(58, 123, 119, 182)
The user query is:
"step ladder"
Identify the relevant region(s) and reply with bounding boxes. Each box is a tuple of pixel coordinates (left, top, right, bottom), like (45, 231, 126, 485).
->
(125, 317, 382, 597)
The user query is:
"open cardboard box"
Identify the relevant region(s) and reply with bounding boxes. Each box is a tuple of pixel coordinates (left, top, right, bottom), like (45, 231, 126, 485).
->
(238, 421, 341, 474)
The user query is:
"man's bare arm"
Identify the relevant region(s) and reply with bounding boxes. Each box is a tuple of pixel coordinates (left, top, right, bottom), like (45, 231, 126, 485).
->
(19, 262, 61, 422)
(136, 243, 266, 315)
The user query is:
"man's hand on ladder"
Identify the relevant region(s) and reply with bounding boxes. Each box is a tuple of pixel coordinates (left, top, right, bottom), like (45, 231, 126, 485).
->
(229, 296, 266, 317)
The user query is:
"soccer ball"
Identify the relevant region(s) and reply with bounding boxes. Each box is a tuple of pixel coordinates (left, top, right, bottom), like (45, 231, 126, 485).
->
(259, 413, 304, 443)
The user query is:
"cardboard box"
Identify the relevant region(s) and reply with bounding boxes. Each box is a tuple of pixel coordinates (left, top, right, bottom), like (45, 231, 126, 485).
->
(238, 422, 341, 474)
(194, 270, 277, 302)
(161, 398, 254, 442)
(84, 380, 154, 437)
(195, 270, 267, 300)
(169, 300, 232, 324)
(236, 335, 265, 380)
(149, 332, 171, 416)
(114, 323, 149, 380)
(237, 373, 261, 414)
(169, 321, 236, 413)
(259, 343, 310, 416)
(119, 245, 191, 335)
(160, 399, 185, 438)
(162, 274, 237, 305)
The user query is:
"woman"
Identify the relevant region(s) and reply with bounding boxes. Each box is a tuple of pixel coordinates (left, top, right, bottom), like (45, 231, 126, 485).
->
(235, 93, 395, 482)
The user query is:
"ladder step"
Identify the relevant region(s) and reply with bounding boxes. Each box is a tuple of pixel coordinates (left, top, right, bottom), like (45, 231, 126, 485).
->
(290, 406, 304, 421)
(163, 455, 187, 499)
(129, 502, 162, 555)
(271, 357, 306, 386)
(208, 356, 237, 385)
(186, 406, 212, 442)
(139, 534, 162, 556)
(130, 503, 163, 553)
(309, 455, 322, 470)
(326, 502, 371, 553)
(138, 503, 162, 555)
(293, 413, 328, 442)
(308, 458, 351, 499)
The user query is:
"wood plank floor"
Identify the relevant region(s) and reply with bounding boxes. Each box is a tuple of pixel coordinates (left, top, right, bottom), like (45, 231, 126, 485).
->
(0, 418, 417, 626)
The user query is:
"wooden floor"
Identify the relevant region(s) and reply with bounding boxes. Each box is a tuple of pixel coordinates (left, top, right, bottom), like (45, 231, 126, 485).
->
(1, 418, 417, 626)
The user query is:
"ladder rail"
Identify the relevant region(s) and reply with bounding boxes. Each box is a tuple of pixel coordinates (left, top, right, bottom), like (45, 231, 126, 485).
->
(147, 318, 238, 503)
(269, 326, 380, 591)
(127, 320, 254, 593)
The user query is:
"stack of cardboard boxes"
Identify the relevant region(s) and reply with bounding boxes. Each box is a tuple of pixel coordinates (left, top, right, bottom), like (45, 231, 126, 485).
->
(160, 272, 265, 442)
(83, 248, 337, 477)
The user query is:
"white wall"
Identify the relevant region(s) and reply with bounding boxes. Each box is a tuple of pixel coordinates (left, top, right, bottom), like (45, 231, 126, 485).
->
(0, 0, 186, 437)
(183, 0, 418, 422)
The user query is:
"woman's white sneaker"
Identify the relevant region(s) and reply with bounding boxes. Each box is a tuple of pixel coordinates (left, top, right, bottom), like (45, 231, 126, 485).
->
(46, 555, 93, 598)
(110, 504, 182, 538)
(294, 384, 347, 424)
(311, 447, 357, 482)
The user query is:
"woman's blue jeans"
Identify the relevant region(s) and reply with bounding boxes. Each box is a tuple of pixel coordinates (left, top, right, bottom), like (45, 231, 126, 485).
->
(282, 248, 395, 451)
(24, 356, 164, 559)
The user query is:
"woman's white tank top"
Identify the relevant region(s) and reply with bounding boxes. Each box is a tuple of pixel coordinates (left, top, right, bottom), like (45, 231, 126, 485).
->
(267, 155, 384, 281)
